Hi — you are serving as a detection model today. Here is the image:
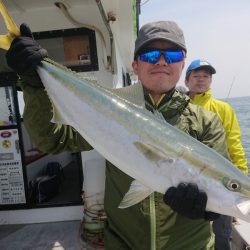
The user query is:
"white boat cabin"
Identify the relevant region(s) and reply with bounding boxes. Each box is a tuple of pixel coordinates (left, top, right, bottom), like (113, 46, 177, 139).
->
(0, 0, 141, 224)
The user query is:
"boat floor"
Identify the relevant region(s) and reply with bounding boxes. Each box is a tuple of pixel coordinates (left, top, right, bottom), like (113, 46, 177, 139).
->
(232, 219, 250, 249)
(0, 220, 87, 250)
(1, 219, 249, 249)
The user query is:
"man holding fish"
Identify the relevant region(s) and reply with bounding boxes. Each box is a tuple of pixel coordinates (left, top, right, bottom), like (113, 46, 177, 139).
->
(6, 21, 241, 249)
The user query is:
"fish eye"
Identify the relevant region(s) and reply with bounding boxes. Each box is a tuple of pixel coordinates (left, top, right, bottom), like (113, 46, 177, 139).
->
(223, 178, 241, 191)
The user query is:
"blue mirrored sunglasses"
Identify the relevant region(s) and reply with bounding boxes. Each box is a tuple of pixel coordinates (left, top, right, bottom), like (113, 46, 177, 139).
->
(138, 50, 184, 64)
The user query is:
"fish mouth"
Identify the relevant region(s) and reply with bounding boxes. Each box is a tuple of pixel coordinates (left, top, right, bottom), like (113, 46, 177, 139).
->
(236, 198, 250, 222)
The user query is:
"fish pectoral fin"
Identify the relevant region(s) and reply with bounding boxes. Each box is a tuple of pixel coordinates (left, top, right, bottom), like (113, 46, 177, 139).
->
(119, 180, 153, 209)
(134, 141, 172, 162)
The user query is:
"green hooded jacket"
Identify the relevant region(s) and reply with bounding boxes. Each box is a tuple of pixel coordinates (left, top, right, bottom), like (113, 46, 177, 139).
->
(19, 81, 229, 250)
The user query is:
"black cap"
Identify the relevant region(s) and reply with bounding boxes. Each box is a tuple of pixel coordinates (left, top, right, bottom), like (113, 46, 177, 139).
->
(134, 21, 187, 55)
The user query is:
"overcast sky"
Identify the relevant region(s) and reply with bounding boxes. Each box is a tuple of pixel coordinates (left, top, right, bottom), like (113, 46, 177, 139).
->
(139, 0, 250, 99)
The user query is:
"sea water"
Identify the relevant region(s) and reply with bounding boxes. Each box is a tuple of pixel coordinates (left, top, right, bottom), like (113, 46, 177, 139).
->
(226, 96, 250, 174)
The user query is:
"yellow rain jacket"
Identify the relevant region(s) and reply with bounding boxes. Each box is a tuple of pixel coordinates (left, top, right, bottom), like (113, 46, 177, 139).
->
(190, 89, 248, 174)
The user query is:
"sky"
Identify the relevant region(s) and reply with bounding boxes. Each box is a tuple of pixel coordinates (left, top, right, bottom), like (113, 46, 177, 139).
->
(139, 0, 250, 99)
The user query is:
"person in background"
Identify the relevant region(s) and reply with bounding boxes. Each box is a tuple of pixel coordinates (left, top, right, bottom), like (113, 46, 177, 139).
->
(6, 21, 228, 249)
(185, 59, 248, 250)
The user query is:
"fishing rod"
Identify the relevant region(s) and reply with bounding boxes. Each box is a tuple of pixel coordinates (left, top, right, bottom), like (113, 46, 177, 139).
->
(225, 76, 235, 102)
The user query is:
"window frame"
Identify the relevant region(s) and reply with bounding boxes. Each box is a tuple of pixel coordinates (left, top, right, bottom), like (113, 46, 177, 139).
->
(33, 27, 99, 72)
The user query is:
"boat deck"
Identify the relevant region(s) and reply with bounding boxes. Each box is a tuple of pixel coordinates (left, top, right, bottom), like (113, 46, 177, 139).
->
(232, 219, 250, 250)
(1, 219, 249, 250)
(0, 220, 86, 250)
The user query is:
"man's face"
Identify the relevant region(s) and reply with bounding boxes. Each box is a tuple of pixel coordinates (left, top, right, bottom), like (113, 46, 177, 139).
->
(132, 40, 185, 100)
(185, 69, 212, 94)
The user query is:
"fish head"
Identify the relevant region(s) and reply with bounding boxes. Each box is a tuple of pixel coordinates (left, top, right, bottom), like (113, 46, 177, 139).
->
(206, 170, 250, 222)
(224, 175, 250, 221)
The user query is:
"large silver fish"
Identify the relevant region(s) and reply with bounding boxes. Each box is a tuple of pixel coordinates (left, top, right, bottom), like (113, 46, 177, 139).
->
(36, 59, 250, 222)
(1, 0, 250, 222)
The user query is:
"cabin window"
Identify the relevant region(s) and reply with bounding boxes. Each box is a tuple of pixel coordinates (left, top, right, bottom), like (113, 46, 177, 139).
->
(126, 73, 132, 86)
(122, 69, 131, 87)
(33, 27, 99, 72)
(0, 73, 18, 126)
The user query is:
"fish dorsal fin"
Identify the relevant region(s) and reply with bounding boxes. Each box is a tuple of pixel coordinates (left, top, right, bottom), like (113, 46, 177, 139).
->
(111, 82, 145, 107)
(119, 180, 153, 209)
(153, 110, 168, 124)
(134, 141, 171, 162)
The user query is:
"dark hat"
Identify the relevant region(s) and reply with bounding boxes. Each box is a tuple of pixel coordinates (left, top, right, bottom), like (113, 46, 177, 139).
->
(134, 21, 187, 56)
(186, 59, 216, 77)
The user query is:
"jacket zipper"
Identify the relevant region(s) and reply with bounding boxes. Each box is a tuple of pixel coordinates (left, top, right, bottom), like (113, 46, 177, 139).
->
(150, 193, 156, 250)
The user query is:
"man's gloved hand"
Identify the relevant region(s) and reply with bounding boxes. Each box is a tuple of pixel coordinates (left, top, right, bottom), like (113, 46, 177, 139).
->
(6, 23, 48, 88)
(6, 23, 48, 74)
(163, 183, 220, 221)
